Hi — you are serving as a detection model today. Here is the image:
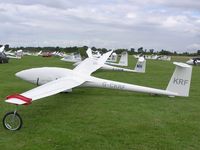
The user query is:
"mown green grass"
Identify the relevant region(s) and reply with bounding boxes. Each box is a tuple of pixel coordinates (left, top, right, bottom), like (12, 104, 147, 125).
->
(0, 55, 199, 150)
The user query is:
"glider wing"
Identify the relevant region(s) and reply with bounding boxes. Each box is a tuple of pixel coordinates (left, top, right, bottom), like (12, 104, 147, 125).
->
(5, 76, 85, 105)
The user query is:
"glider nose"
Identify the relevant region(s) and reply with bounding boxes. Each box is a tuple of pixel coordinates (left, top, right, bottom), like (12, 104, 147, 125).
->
(15, 70, 31, 80)
(16, 71, 24, 78)
(186, 60, 193, 65)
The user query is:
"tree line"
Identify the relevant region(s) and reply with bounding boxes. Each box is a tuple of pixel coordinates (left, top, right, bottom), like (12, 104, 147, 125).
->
(2, 44, 200, 57)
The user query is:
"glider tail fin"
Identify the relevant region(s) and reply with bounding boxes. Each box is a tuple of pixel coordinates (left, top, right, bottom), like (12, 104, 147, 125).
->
(119, 51, 128, 66)
(0, 45, 5, 53)
(166, 62, 192, 97)
(86, 48, 93, 58)
(134, 57, 146, 73)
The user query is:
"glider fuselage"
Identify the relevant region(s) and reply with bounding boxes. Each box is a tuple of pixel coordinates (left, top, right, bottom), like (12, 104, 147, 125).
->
(16, 67, 76, 85)
(16, 67, 179, 97)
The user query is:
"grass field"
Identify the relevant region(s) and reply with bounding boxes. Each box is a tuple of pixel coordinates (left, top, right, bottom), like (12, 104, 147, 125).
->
(0, 55, 199, 150)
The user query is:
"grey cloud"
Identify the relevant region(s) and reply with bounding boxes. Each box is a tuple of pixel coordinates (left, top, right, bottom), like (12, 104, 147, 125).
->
(0, 1, 200, 52)
(0, 0, 109, 9)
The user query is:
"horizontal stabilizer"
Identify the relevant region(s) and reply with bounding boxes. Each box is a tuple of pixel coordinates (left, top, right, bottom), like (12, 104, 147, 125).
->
(173, 62, 191, 68)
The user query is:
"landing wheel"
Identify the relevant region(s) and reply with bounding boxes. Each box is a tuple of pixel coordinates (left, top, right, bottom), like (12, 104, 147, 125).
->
(3, 111, 22, 131)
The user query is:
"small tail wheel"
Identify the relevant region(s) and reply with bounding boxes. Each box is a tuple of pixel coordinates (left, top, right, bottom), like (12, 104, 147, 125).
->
(3, 111, 23, 131)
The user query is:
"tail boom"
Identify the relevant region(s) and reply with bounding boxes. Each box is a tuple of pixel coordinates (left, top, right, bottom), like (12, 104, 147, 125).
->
(101, 64, 138, 73)
(83, 62, 192, 97)
(83, 77, 178, 97)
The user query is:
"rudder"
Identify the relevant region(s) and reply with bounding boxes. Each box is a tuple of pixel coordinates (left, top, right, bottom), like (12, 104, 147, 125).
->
(119, 51, 128, 66)
(134, 57, 146, 73)
(166, 62, 192, 97)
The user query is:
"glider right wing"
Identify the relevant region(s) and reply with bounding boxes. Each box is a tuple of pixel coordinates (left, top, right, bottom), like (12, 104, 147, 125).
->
(5, 76, 85, 105)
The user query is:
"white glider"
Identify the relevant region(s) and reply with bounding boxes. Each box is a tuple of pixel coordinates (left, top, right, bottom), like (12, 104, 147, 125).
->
(0, 45, 5, 53)
(0, 45, 9, 63)
(101, 56, 146, 73)
(145, 55, 171, 61)
(2, 47, 23, 59)
(60, 53, 82, 63)
(107, 52, 117, 62)
(74, 48, 146, 73)
(3, 50, 192, 130)
(186, 58, 200, 65)
(37, 51, 42, 56)
(105, 51, 128, 67)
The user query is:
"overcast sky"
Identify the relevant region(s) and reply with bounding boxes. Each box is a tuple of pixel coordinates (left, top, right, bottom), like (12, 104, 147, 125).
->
(0, 0, 200, 52)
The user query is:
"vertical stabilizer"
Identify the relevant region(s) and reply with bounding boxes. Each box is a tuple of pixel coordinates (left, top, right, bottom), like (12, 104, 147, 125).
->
(166, 62, 192, 97)
(0, 45, 5, 53)
(86, 48, 93, 58)
(119, 51, 128, 66)
(134, 57, 146, 73)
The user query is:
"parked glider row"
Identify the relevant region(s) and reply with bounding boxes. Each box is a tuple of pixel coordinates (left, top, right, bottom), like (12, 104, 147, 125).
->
(0, 45, 23, 61)
(134, 54, 171, 61)
(1, 45, 198, 66)
(2, 48, 193, 131)
(186, 58, 200, 65)
(70, 49, 146, 73)
(134, 52, 199, 66)
(0, 46, 9, 63)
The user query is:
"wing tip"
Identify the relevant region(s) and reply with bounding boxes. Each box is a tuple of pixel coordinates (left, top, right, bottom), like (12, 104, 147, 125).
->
(6, 94, 32, 105)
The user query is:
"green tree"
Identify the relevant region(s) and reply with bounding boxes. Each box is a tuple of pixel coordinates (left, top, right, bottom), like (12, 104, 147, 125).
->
(197, 50, 200, 55)
(174, 51, 177, 55)
(55, 46, 59, 51)
(149, 49, 154, 54)
(137, 47, 143, 53)
(78, 46, 88, 58)
(129, 48, 135, 55)
(91, 47, 97, 51)
(5, 44, 9, 51)
(159, 49, 172, 55)
(115, 49, 128, 54)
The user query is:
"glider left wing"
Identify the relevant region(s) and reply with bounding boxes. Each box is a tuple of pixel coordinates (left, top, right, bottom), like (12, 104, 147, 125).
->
(6, 76, 85, 105)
